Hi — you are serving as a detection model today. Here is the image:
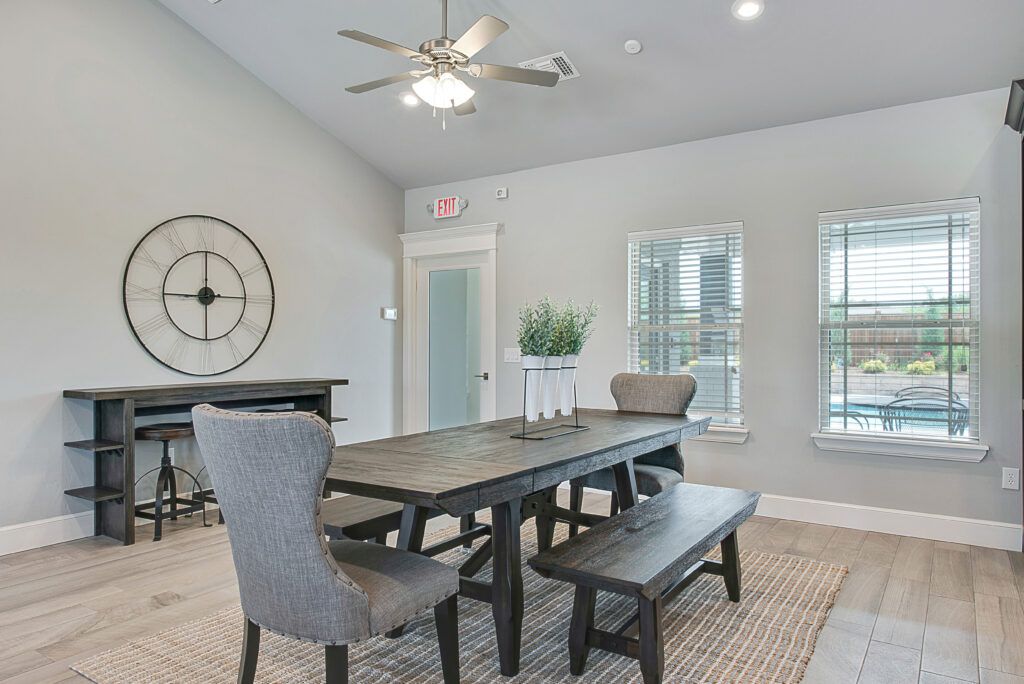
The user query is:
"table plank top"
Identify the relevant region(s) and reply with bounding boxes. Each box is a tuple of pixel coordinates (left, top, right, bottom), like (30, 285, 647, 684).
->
(327, 409, 711, 513)
(63, 378, 348, 401)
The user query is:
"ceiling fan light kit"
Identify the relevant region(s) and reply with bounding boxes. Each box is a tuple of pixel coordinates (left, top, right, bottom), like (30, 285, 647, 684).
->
(339, 0, 558, 127)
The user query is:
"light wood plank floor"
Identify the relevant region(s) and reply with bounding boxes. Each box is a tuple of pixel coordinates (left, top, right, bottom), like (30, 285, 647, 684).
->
(1, 492, 1021, 683)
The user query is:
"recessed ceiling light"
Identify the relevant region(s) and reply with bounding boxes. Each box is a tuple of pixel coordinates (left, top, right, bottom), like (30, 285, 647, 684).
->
(624, 39, 643, 55)
(400, 92, 420, 107)
(731, 0, 764, 20)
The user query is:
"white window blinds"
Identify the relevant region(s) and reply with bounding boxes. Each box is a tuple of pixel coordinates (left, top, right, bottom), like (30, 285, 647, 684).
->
(818, 198, 981, 440)
(628, 222, 744, 424)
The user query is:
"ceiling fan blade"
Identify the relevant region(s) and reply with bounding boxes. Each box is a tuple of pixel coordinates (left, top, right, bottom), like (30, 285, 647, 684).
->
(453, 100, 477, 116)
(337, 30, 423, 60)
(471, 64, 559, 87)
(450, 16, 509, 58)
(345, 72, 417, 94)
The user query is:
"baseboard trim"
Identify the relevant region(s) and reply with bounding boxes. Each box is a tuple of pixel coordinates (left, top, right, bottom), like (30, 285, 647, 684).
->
(0, 511, 94, 557)
(756, 494, 1022, 551)
(560, 483, 1022, 551)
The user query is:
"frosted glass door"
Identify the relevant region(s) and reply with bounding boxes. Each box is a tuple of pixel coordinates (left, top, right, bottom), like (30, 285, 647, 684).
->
(428, 268, 482, 430)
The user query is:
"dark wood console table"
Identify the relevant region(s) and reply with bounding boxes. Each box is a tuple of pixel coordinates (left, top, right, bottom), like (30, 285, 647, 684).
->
(63, 378, 348, 545)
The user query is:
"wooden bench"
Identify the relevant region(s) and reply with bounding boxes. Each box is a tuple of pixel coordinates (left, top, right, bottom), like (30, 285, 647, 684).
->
(528, 482, 760, 684)
(321, 496, 491, 556)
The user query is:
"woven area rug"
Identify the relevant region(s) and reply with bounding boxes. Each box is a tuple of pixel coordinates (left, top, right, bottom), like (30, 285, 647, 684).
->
(73, 521, 847, 683)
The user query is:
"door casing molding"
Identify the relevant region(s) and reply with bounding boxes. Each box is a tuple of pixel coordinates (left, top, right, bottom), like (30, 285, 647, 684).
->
(399, 223, 500, 434)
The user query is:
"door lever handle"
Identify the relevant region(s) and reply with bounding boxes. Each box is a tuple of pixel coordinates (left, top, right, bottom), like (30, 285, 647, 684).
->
(474, 372, 489, 380)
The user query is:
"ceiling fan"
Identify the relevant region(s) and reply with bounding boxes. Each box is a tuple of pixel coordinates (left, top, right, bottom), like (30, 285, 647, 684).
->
(338, 0, 559, 119)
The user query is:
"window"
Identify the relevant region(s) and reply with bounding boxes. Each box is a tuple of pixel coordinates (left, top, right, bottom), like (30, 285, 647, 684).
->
(818, 198, 980, 441)
(627, 222, 744, 425)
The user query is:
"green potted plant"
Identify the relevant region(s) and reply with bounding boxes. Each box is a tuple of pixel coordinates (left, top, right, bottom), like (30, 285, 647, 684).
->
(555, 300, 598, 416)
(535, 297, 563, 420)
(517, 300, 551, 422)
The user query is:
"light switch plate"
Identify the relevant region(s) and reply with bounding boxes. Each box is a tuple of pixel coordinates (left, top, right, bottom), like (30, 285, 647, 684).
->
(504, 347, 521, 363)
(381, 307, 398, 321)
(496, 187, 509, 200)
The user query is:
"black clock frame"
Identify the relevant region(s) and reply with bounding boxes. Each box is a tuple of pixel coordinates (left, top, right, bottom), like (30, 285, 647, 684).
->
(122, 215, 275, 377)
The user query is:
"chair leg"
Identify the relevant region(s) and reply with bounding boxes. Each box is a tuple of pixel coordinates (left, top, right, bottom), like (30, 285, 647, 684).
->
(460, 513, 475, 549)
(153, 466, 169, 542)
(237, 618, 260, 684)
(164, 442, 180, 521)
(325, 644, 348, 684)
(568, 482, 582, 537)
(609, 491, 619, 517)
(721, 530, 741, 602)
(568, 585, 596, 675)
(433, 594, 460, 684)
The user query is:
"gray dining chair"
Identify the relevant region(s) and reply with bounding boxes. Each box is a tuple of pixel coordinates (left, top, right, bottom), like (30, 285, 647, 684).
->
(191, 405, 460, 684)
(567, 373, 696, 535)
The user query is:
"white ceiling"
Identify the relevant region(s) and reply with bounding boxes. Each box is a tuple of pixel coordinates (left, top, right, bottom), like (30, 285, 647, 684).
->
(157, 0, 1024, 189)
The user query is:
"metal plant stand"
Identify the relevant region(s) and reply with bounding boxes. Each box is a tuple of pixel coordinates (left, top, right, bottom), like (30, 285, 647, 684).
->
(510, 367, 589, 440)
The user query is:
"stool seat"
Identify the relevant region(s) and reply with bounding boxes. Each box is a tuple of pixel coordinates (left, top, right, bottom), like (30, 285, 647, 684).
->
(135, 422, 195, 441)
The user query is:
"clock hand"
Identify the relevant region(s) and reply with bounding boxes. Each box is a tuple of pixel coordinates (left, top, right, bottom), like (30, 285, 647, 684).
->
(164, 292, 246, 300)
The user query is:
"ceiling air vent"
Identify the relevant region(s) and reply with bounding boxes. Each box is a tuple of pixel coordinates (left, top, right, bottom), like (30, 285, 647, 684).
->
(518, 51, 580, 81)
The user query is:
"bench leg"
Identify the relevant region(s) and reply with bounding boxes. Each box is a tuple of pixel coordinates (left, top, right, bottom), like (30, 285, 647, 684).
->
(638, 597, 664, 684)
(721, 530, 741, 602)
(568, 585, 596, 676)
(568, 482, 583, 537)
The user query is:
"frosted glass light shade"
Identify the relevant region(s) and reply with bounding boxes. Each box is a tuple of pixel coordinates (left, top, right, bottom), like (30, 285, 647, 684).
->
(412, 73, 475, 109)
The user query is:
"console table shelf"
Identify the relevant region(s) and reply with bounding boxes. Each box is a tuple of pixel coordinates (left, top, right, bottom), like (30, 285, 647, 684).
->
(62, 377, 348, 545)
(65, 486, 124, 503)
(64, 439, 124, 452)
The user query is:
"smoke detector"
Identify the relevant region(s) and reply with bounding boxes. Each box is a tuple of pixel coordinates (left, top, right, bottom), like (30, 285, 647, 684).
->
(518, 51, 580, 81)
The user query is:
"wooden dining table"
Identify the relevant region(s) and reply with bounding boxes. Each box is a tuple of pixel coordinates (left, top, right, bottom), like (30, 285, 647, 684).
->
(324, 408, 711, 676)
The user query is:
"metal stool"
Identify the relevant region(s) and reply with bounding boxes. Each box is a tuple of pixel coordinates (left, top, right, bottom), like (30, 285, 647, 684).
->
(134, 422, 209, 541)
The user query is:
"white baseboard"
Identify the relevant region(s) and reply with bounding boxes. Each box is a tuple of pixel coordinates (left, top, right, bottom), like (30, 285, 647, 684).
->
(560, 483, 1022, 551)
(0, 511, 94, 557)
(756, 494, 1022, 551)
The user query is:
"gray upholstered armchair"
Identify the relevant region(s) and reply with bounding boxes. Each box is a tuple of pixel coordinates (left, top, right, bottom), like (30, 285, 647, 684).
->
(192, 405, 460, 684)
(567, 373, 696, 535)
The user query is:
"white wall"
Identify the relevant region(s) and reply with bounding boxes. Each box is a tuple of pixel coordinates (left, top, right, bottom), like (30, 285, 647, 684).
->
(405, 89, 1022, 530)
(0, 0, 404, 542)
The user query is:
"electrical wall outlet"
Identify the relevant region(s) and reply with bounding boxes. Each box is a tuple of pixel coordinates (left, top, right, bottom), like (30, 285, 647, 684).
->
(504, 347, 521, 363)
(1002, 467, 1020, 490)
(168, 446, 176, 465)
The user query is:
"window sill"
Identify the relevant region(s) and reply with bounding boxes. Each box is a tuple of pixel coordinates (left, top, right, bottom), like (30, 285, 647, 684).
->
(811, 431, 989, 462)
(694, 425, 750, 444)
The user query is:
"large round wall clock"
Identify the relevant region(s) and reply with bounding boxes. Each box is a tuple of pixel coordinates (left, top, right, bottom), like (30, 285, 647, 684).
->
(123, 215, 274, 376)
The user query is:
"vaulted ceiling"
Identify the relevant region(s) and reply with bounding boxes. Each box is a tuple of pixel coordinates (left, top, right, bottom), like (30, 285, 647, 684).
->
(157, 0, 1024, 188)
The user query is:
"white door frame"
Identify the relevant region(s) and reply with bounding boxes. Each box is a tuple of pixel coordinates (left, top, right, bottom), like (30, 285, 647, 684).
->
(399, 223, 499, 434)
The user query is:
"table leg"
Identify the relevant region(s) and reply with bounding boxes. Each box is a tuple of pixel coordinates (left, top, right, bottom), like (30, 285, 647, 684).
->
(386, 504, 429, 638)
(611, 459, 639, 510)
(490, 497, 523, 676)
(534, 486, 557, 552)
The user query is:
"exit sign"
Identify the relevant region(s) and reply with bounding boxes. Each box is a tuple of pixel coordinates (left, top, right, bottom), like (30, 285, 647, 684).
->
(434, 196, 463, 219)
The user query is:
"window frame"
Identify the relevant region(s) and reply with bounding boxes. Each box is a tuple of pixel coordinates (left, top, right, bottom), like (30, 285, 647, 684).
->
(814, 197, 986, 460)
(626, 221, 745, 430)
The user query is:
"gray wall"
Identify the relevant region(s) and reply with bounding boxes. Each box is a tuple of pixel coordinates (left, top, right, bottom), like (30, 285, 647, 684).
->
(405, 89, 1023, 525)
(0, 0, 404, 530)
